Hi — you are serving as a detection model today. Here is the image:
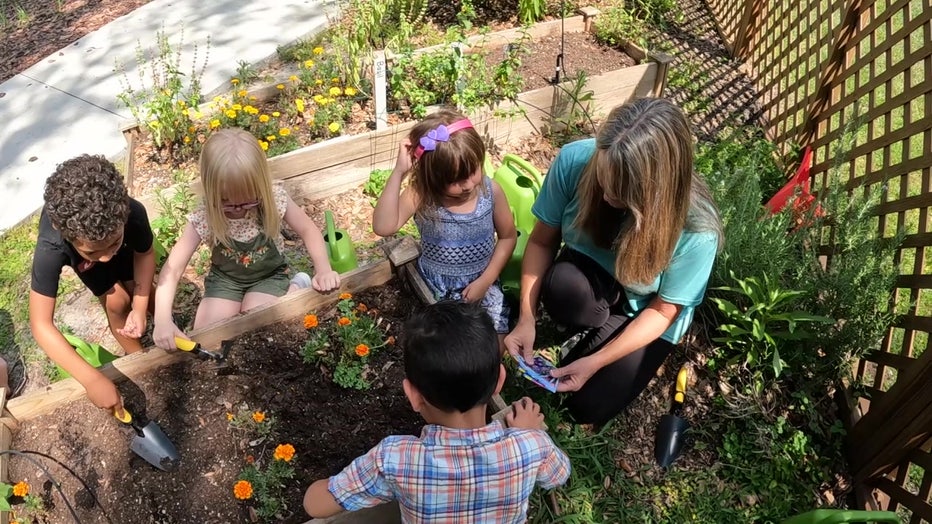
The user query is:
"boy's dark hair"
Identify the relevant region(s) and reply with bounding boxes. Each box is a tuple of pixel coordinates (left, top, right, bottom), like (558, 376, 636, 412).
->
(44, 155, 130, 242)
(403, 301, 500, 413)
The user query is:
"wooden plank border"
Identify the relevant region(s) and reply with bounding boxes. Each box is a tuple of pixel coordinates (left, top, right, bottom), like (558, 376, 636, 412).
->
(6, 260, 394, 424)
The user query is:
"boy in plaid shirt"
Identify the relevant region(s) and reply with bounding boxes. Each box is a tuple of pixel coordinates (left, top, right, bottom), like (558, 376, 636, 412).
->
(304, 301, 571, 523)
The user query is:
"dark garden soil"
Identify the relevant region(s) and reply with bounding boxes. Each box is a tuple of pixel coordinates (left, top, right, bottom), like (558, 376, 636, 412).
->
(10, 280, 424, 524)
(0, 0, 150, 84)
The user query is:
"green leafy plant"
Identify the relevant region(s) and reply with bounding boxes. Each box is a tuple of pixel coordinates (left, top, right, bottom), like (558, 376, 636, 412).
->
(548, 70, 596, 147)
(593, 6, 648, 50)
(518, 0, 546, 24)
(150, 182, 197, 265)
(302, 293, 390, 390)
(363, 169, 391, 202)
(2, 480, 46, 524)
(116, 27, 210, 163)
(711, 272, 833, 380)
(227, 406, 277, 440)
(233, 443, 296, 522)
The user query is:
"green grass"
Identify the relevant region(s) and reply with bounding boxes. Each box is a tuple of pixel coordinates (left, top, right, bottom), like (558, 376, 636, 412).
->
(0, 217, 41, 367)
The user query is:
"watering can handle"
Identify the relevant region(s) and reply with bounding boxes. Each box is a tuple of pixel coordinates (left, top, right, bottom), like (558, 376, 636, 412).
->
(501, 154, 544, 187)
(325, 210, 343, 260)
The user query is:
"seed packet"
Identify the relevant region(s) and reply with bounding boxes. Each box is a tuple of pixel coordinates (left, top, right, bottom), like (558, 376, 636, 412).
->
(516, 355, 560, 393)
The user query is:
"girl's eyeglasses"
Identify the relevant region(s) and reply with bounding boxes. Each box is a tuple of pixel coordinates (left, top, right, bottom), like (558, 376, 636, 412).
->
(222, 200, 260, 212)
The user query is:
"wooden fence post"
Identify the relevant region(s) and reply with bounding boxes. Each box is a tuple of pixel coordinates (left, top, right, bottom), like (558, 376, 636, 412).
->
(848, 349, 932, 483)
(797, 0, 869, 148)
(731, 0, 761, 60)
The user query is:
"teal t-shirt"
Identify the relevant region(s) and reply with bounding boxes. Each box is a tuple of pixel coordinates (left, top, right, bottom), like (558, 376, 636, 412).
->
(531, 139, 719, 344)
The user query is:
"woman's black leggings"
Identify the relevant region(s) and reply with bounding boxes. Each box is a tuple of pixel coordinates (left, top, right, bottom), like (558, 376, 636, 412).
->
(541, 249, 674, 426)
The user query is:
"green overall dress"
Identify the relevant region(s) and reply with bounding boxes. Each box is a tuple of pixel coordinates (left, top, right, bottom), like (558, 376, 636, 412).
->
(203, 230, 290, 301)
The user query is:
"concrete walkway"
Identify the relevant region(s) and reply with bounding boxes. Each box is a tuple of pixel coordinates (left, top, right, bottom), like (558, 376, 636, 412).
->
(0, 0, 336, 232)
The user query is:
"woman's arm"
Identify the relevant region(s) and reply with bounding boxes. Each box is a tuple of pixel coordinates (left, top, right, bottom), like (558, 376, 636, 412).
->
(504, 221, 562, 362)
(152, 222, 201, 349)
(282, 196, 339, 291)
(552, 296, 682, 392)
(463, 181, 517, 302)
(372, 140, 419, 237)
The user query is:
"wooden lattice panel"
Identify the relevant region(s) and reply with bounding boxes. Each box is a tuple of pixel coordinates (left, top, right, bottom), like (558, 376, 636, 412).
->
(706, 0, 932, 518)
(705, 0, 747, 52)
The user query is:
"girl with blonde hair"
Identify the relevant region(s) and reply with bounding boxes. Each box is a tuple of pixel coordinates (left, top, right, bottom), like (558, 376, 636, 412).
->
(153, 128, 340, 348)
(505, 98, 722, 425)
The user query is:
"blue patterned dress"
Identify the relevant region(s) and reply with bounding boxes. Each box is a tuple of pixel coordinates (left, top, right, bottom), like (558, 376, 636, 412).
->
(415, 177, 510, 333)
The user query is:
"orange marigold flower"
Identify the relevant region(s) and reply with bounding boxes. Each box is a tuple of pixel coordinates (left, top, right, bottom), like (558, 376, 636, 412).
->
(226, 412, 234, 421)
(304, 314, 319, 329)
(338, 317, 351, 326)
(245, 455, 255, 464)
(252, 411, 265, 423)
(355, 344, 370, 357)
(274, 443, 296, 462)
(339, 292, 352, 300)
(12, 482, 28, 497)
(386, 336, 396, 346)
(233, 480, 253, 500)
(356, 303, 368, 312)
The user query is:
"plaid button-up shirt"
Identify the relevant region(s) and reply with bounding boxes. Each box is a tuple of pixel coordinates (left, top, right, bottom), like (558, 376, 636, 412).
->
(329, 420, 571, 523)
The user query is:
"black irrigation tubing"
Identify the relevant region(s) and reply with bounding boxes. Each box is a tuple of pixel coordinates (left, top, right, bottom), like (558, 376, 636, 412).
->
(0, 449, 115, 524)
(551, 0, 568, 85)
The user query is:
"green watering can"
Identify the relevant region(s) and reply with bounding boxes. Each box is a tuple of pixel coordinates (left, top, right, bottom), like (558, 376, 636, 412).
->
(781, 509, 899, 524)
(56, 332, 119, 379)
(324, 210, 358, 274)
(492, 154, 544, 297)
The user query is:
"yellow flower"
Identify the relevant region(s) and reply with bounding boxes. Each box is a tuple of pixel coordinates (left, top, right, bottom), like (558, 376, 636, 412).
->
(339, 292, 352, 300)
(344, 87, 358, 96)
(304, 314, 319, 329)
(267, 135, 277, 141)
(313, 46, 324, 55)
(295, 98, 305, 112)
(259, 114, 270, 123)
(355, 344, 370, 357)
(210, 119, 221, 129)
(252, 411, 266, 423)
(231, 78, 240, 85)
(231, 103, 242, 111)
(315, 79, 323, 85)
(328, 122, 340, 133)
(329, 87, 341, 97)
(12, 482, 28, 497)
(177, 100, 186, 107)
(237, 89, 247, 97)
(276, 84, 285, 90)
(338, 317, 351, 326)
(259, 140, 269, 151)
(289, 75, 299, 82)
(183, 136, 191, 144)
(249, 95, 257, 101)
(188, 125, 196, 133)
(244, 105, 259, 115)
(226, 412, 234, 421)
(304, 59, 315, 68)
(274, 443, 296, 462)
(272, 111, 281, 117)
(181, 108, 189, 116)
(313, 94, 325, 103)
(331, 77, 340, 83)
(224, 109, 237, 119)
(233, 480, 253, 500)
(279, 128, 291, 137)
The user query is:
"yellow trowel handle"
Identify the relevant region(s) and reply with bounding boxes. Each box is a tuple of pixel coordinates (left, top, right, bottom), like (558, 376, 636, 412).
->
(174, 337, 198, 352)
(114, 407, 133, 424)
(674, 366, 689, 405)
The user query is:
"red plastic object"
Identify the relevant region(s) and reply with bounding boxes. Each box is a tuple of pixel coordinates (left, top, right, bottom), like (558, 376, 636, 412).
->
(765, 146, 818, 216)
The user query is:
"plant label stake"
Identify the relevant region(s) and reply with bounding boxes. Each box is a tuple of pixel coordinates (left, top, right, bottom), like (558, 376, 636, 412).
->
(654, 365, 690, 468)
(114, 408, 180, 472)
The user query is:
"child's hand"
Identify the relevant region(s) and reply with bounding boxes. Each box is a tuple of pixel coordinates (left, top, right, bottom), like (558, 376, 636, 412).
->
(117, 308, 147, 339)
(394, 139, 414, 176)
(462, 277, 491, 303)
(312, 270, 341, 292)
(86, 376, 123, 414)
(153, 322, 188, 351)
(505, 397, 545, 430)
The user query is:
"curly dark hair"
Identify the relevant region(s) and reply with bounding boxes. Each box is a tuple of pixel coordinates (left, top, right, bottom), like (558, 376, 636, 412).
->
(44, 155, 130, 242)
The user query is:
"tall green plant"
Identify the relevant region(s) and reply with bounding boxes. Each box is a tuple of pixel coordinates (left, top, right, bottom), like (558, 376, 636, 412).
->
(116, 27, 209, 163)
(518, 0, 546, 24)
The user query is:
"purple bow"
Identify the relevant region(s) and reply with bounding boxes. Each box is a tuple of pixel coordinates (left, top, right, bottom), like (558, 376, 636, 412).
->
(419, 124, 451, 153)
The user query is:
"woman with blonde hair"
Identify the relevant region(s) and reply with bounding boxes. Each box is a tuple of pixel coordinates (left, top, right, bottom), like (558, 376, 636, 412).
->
(153, 128, 340, 349)
(505, 98, 722, 425)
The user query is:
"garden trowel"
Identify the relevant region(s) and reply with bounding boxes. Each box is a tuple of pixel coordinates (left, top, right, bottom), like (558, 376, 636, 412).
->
(114, 408, 180, 472)
(654, 365, 690, 468)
